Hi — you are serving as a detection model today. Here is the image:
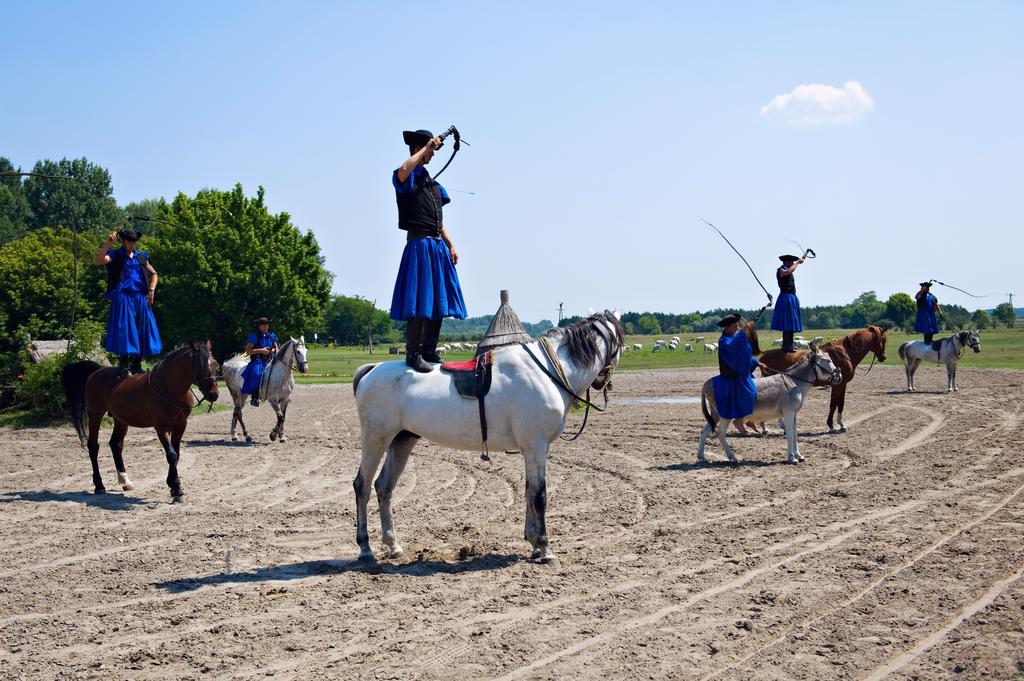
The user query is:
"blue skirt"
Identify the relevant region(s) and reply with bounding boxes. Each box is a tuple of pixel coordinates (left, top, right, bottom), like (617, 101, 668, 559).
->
(390, 237, 467, 321)
(771, 293, 803, 332)
(241, 358, 268, 395)
(713, 375, 758, 419)
(105, 291, 163, 356)
(914, 308, 939, 334)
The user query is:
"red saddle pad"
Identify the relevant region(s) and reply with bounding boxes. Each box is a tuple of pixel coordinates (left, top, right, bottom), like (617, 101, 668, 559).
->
(441, 351, 493, 373)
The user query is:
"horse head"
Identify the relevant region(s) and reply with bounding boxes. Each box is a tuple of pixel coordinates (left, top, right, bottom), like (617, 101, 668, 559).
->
(292, 336, 309, 373)
(809, 341, 843, 385)
(190, 340, 220, 403)
(868, 324, 888, 362)
(962, 330, 981, 354)
(590, 310, 624, 391)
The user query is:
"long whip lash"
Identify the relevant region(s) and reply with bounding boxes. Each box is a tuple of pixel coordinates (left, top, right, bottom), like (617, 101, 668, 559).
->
(929, 279, 992, 299)
(702, 218, 773, 305)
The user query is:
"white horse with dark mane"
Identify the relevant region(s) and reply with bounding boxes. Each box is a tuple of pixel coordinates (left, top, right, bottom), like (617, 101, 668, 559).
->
(351, 311, 624, 566)
(898, 329, 980, 393)
(698, 342, 842, 464)
(223, 336, 309, 443)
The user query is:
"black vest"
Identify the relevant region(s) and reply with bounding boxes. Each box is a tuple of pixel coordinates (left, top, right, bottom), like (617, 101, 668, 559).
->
(105, 249, 148, 293)
(777, 267, 796, 294)
(916, 293, 934, 310)
(396, 169, 443, 239)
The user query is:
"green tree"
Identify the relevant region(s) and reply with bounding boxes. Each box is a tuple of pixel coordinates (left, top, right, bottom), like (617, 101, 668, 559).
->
(23, 158, 123, 234)
(971, 308, 991, 330)
(0, 228, 107, 359)
(884, 292, 917, 331)
(943, 304, 971, 330)
(994, 303, 1017, 328)
(323, 294, 392, 344)
(637, 313, 661, 335)
(144, 185, 332, 358)
(0, 158, 33, 245)
(846, 291, 886, 327)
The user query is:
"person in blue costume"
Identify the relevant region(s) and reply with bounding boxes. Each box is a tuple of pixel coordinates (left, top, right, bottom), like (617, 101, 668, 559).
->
(390, 128, 468, 373)
(914, 281, 943, 344)
(771, 254, 806, 352)
(241, 317, 279, 407)
(94, 228, 162, 374)
(712, 314, 761, 435)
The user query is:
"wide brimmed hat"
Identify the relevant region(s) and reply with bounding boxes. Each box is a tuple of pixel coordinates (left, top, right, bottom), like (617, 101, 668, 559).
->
(778, 254, 799, 262)
(403, 129, 434, 146)
(117, 228, 143, 242)
(717, 313, 742, 328)
(253, 317, 271, 326)
(919, 281, 932, 287)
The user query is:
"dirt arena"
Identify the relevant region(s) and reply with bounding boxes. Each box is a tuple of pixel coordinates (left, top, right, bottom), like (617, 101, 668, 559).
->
(1, 364, 1022, 680)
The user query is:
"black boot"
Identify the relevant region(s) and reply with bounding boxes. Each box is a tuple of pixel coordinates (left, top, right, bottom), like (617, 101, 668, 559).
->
(923, 333, 934, 344)
(782, 331, 795, 353)
(405, 318, 432, 373)
(117, 355, 131, 379)
(420, 318, 443, 363)
(129, 355, 144, 375)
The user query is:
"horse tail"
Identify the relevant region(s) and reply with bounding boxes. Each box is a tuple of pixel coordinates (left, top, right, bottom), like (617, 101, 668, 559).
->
(61, 360, 101, 447)
(352, 363, 378, 396)
(898, 341, 909, 362)
(701, 390, 717, 433)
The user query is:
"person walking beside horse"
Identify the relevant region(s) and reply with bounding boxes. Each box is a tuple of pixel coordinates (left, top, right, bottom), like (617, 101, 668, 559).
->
(390, 128, 468, 373)
(772, 254, 806, 352)
(914, 281, 943, 344)
(241, 317, 279, 407)
(95, 228, 162, 375)
(713, 314, 761, 435)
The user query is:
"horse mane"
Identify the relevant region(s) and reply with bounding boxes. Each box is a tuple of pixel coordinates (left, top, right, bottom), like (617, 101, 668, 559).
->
(543, 312, 624, 367)
(743, 321, 761, 355)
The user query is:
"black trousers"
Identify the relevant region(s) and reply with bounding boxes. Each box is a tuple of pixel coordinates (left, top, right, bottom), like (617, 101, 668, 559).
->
(782, 331, 795, 352)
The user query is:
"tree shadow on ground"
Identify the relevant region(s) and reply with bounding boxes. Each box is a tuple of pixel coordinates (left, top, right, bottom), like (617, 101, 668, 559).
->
(0, 489, 150, 510)
(654, 459, 790, 472)
(154, 553, 523, 592)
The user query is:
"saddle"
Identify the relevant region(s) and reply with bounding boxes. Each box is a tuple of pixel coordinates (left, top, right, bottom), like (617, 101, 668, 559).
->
(930, 340, 943, 353)
(441, 351, 494, 457)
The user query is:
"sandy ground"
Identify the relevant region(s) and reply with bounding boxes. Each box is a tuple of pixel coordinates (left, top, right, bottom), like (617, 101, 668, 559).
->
(1, 363, 1022, 680)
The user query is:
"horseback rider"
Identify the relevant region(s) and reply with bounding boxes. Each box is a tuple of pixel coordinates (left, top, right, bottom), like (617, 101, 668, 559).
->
(95, 228, 162, 375)
(390, 128, 468, 373)
(914, 281, 943, 344)
(772, 254, 805, 352)
(242, 317, 279, 407)
(713, 314, 760, 435)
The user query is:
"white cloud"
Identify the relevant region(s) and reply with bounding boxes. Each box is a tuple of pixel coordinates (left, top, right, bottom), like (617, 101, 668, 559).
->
(760, 81, 874, 126)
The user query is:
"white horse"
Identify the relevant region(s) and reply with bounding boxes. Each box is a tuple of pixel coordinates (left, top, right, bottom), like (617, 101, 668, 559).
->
(698, 342, 841, 464)
(898, 329, 980, 393)
(351, 312, 624, 566)
(223, 336, 309, 443)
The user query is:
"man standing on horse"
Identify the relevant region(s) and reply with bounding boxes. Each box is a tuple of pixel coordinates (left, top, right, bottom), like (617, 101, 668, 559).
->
(95, 228, 162, 375)
(772, 254, 805, 352)
(914, 281, 943, 344)
(713, 314, 760, 435)
(390, 129, 468, 373)
(242, 317, 279, 407)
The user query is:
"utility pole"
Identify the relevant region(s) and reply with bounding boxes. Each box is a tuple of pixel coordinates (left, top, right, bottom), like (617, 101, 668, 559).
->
(367, 299, 376, 354)
(1008, 293, 1015, 308)
(557, 302, 564, 324)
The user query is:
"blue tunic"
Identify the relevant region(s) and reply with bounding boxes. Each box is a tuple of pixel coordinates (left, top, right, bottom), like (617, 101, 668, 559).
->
(712, 330, 759, 419)
(914, 293, 940, 334)
(104, 248, 163, 356)
(241, 331, 279, 395)
(389, 167, 467, 321)
(771, 266, 803, 332)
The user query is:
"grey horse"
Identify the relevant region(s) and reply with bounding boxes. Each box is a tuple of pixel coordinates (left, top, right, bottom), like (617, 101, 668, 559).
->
(898, 329, 980, 393)
(698, 342, 842, 464)
(223, 336, 309, 443)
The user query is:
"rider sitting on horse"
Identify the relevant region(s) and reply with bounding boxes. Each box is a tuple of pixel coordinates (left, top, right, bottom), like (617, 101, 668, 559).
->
(713, 314, 760, 436)
(914, 282, 943, 344)
(772, 254, 805, 353)
(242, 317, 279, 407)
(390, 128, 468, 373)
(95, 228, 163, 375)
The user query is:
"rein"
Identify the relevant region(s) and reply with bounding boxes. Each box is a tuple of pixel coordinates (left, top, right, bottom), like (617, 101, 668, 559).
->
(521, 337, 611, 443)
(148, 366, 192, 417)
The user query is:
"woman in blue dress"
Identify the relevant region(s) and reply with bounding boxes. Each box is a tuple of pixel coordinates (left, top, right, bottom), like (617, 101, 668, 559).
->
(771, 254, 806, 352)
(712, 314, 760, 435)
(94, 228, 162, 374)
(241, 317, 279, 407)
(390, 128, 468, 372)
(914, 282, 943, 344)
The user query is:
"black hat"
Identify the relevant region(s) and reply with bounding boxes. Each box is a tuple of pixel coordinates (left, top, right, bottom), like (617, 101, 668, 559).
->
(717, 313, 742, 328)
(778, 254, 799, 262)
(117, 228, 143, 242)
(403, 129, 434, 146)
(253, 317, 271, 326)
(919, 281, 932, 287)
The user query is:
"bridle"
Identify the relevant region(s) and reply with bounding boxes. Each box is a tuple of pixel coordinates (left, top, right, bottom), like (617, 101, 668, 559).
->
(152, 343, 218, 414)
(781, 351, 841, 387)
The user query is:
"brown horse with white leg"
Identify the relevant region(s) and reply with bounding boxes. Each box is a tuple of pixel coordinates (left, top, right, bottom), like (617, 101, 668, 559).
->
(758, 325, 888, 433)
(61, 342, 219, 501)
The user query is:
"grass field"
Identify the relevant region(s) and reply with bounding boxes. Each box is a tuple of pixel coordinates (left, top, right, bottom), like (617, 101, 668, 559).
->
(297, 326, 1023, 383)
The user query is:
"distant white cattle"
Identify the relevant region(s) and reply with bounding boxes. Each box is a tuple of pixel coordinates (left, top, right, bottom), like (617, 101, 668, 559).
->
(794, 340, 811, 349)
(696, 336, 706, 343)
(672, 336, 680, 343)
(812, 336, 825, 345)
(633, 343, 644, 351)
(704, 343, 718, 353)
(771, 339, 783, 347)
(684, 343, 693, 352)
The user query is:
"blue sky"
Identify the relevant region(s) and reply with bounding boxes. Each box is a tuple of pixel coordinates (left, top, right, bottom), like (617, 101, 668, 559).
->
(3, 1, 1021, 321)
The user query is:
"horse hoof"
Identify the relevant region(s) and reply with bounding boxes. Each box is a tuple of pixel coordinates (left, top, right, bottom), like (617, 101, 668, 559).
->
(122, 483, 134, 491)
(357, 551, 376, 564)
(94, 487, 107, 495)
(279, 436, 288, 444)
(387, 546, 405, 559)
(171, 495, 184, 503)
(796, 453, 806, 462)
(231, 434, 239, 442)
(530, 548, 543, 560)
(245, 436, 254, 444)
(269, 431, 278, 442)
(839, 427, 847, 433)
(828, 428, 838, 434)
(540, 555, 561, 568)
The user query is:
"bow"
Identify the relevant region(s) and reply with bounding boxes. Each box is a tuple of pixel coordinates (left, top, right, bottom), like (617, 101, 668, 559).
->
(432, 125, 469, 180)
(702, 219, 774, 321)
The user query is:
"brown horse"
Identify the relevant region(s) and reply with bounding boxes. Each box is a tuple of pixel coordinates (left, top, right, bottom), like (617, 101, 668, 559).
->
(62, 342, 219, 501)
(758, 325, 887, 432)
